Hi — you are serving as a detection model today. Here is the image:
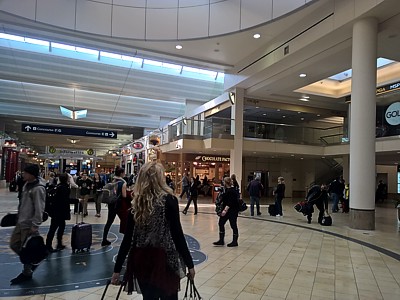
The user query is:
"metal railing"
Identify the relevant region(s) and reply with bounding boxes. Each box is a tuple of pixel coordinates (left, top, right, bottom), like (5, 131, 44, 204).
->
(159, 117, 346, 146)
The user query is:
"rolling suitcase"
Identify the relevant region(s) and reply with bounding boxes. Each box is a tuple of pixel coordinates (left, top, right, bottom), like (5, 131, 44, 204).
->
(71, 213, 92, 253)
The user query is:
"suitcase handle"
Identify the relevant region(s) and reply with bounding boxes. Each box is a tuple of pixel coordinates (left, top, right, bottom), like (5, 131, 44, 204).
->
(75, 200, 84, 224)
(101, 279, 125, 300)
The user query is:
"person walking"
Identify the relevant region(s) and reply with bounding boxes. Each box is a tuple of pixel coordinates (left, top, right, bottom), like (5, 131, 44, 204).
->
(92, 172, 105, 217)
(182, 177, 198, 215)
(247, 176, 264, 216)
(213, 176, 240, 247)
(305, 184, 328, 224)
(329, 176, 345, 212)
(101, 166, 127, 246)
(110, 162, 195, 299)
(178, 172, 190, 200)
(9, 164, 46, 285)
(274, 177, 285, 217)
(45, 173, 71, 252)
(77, 173, 92, 216)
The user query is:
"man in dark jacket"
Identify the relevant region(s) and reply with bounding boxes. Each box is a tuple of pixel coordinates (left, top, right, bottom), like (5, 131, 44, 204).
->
(247, 176, 264, 216)
(45, 173, 71, 252)
(9, 164, 46, 285)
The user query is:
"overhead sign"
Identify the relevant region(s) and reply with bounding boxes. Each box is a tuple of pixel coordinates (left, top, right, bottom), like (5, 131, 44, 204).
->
(47, 147, 96, 156)
(376, 81, 400, 96)
(22, 124, 117, 139)
(195, 155, 230, 162)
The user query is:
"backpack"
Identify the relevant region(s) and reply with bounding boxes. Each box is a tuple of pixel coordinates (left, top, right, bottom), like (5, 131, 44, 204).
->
(45, 184, 58, 216)
(101, 181, 122, 204)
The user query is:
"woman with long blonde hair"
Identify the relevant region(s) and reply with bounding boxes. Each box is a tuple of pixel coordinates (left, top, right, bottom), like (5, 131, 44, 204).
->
(111, 162, 195, 299)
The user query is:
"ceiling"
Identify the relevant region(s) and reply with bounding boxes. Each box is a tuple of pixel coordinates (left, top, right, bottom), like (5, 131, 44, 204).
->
(1, 0, 400, 164)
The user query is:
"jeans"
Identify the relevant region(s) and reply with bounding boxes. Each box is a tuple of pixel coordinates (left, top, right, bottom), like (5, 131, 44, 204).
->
(184, 196, 198, 214)
(275, 197, 283, 216)
(94, 191, 102, 215)
(179, 185, 190, 200)
(46, 217, 66, 247)
(250, 196, 261, 216)
(331, 193, 340, 212)
(218, 210, 238, 236)
(102, 203, 118, 241)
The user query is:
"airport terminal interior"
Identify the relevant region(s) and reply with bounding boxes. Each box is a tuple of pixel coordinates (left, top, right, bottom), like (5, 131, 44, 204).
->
(1, 0, 400, 299)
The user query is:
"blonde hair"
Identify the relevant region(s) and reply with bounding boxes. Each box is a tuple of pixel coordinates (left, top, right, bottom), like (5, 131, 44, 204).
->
(132, 161, 173, 225)
(223, 176, 232, 187)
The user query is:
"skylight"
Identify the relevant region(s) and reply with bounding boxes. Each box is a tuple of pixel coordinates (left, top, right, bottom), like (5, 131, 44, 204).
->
(329, 58, 395, 81)
(0, 32, 224, 83)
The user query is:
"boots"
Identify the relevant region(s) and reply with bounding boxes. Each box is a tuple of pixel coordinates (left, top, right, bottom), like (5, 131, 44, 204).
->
(213, 232, 225, 246)
(227, 234, 238, 247)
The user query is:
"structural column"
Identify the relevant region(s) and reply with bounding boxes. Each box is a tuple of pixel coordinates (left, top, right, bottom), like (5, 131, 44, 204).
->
(230, 88, 244, 191)
(349, 18, 378, 230)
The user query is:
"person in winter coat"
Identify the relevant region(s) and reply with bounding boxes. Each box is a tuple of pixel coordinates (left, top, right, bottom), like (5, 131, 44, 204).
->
(110, 162, 195, 298)
(213, 176, 240, 247)
(274, 177, 285, 217)
(9, 164, 46, 285)
(182, 177, 199, 215)
(45, 173, 71, 252)
(306, 184, 329, 224)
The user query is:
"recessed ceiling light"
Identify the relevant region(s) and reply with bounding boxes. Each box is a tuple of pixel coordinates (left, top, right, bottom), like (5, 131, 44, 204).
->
(299, 98, 309, 102)
(298, 111, 301, 114)
(262, 113, 267, 116)
(301, 117, 304, 121)
(277, 109, 281, 112)
(253, 33, 261, 39)
(300, 157, 304, 160)
(175, 45, 182, 50)
(256, 106, 259, 109)
(303, 95, 310, 99)
(282, 115, 286, 118)
(317, 114, 321, 117)
(291, 154, 295, 157)
(299, 73, 307, 78)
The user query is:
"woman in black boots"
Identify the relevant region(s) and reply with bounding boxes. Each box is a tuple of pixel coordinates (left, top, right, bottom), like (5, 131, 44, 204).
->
(46, 173, 71, 252)
(213, 176, 240, 247)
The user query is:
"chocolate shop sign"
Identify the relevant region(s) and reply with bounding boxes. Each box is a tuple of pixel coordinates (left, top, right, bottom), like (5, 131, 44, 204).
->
(195, 155, 230, 162)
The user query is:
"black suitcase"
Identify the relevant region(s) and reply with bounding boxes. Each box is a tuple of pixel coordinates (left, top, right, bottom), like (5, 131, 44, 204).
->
(268, 204, 277, 216)
(71, 213, 92, 253)
(9, 181, 17, 192)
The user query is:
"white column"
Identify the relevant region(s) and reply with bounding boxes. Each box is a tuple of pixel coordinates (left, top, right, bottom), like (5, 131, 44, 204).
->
(349, 18, 378, 230)
(230, 88, 244, 190)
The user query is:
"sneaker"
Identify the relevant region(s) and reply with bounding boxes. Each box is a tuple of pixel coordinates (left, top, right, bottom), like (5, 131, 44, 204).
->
(10, 273, 32, 285)
(101, 240, 111, 246)
(276, 214, 281, 217)
(95, 214, 101, 217)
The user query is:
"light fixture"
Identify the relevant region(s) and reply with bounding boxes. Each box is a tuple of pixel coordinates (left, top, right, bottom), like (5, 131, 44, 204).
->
(60, 106, 87, 120)
(299, 98, 309, 102)
(253, 33, 261, 39)
(175, 45, 182, 50)
(183, 118, 187, 125)
(299, 73, 307, 78)
(229, 92, 236, 105)
(60, 89, 87, 120)
(67, 138, 80, 144)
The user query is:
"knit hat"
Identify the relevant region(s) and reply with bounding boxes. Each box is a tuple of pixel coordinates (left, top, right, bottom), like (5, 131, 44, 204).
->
(24, 164, 39, 177)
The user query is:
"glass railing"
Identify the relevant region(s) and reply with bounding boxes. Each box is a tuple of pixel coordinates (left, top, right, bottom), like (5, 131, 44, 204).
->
(159, 117, 346, 146)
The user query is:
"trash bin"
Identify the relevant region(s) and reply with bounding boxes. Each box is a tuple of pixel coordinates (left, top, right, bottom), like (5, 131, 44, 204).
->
(212, 184, 221, 203)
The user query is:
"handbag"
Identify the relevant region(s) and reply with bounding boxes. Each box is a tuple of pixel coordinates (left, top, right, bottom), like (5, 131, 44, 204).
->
(183, 277, 201, 299)
(238, 198, 248, 212)
(321, 210, 332, 226)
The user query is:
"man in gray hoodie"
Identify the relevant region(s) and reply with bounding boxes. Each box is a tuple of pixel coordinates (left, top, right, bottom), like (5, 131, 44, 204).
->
(9, 164, 46, 285)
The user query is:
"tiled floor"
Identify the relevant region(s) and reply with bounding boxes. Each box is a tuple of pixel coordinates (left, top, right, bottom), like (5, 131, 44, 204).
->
(1, 187, 400, 299)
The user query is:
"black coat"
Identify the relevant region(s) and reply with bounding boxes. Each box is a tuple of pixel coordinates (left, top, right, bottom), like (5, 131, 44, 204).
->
(51, 183, 71, 220)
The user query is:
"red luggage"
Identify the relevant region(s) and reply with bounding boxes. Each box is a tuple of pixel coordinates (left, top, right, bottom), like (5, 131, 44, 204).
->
(71, 212, 92, 253)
